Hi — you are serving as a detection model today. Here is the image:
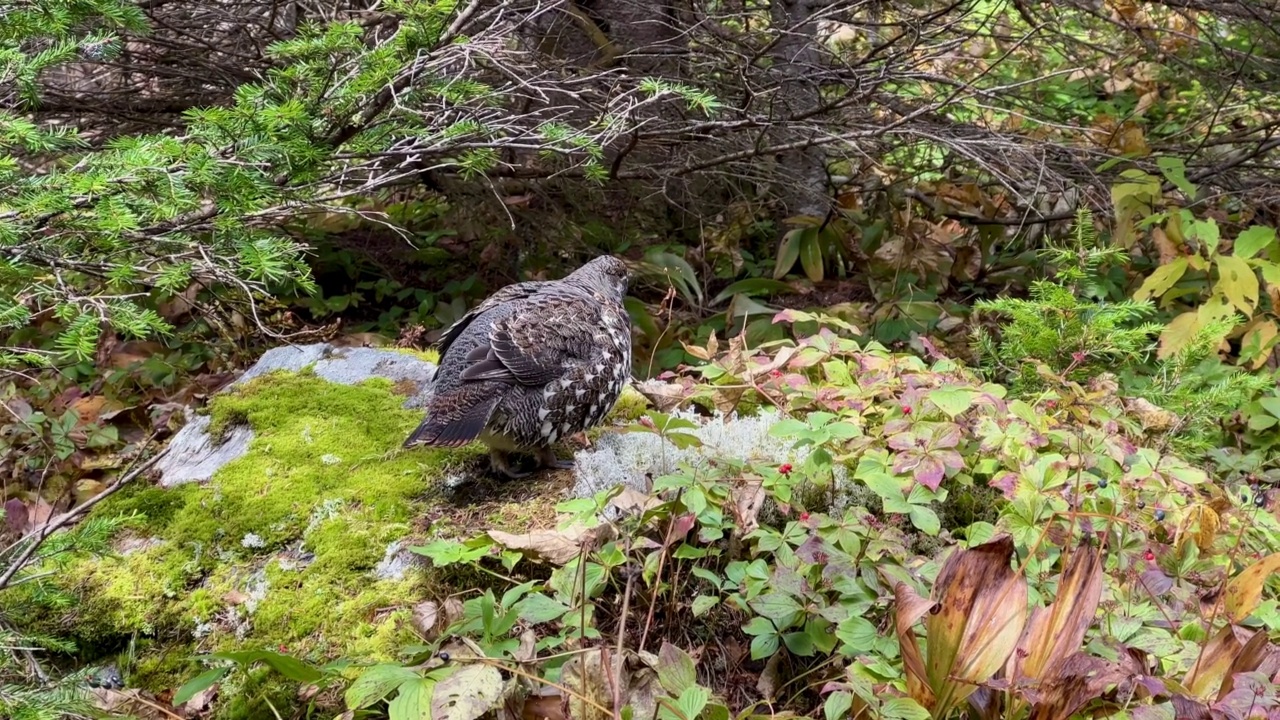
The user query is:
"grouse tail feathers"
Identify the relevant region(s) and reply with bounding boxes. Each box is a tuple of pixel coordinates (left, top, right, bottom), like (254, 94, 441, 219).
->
(402, 388, 501, 448)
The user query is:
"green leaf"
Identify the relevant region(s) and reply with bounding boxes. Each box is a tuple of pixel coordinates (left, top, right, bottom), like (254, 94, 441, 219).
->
(768, 418, 809, 437)
(657, 642, 698, 695)
(1257, 397, 1280, 419)
(748, 592, 803, 622)
(782, 630, 816, 656)
(388, 678, 435, 720)
(673, 686, 711, 720)
(835, 616, 877, 654)
(1216, 255, 1259, 316)
(1134, 257, 1188, 301)
(514, 593, 570, 624)
(1235, 226, 1277, 260)
(882, 697, 932, 720)
(749, 632, 780, 660)
(1156, 155, 1197, 198)
(209, 650, 322, 684)
(927, 387, 975, 418)
(691, 595, 719, 617)
(774, 229, 803, 279)
(1257, 260, 1280, 287)
(173, 667, 230, 706)
(345, 664, 420, 709)
(860, 473, 913, 513)
(824, 691, 854, 720)
(964, 521, 998, 546)
(741, 616, 776, 636)
(799, 228, 824, 282)
(710, 278, 793, 305)
(908, 505, 940, 536)
(1190, 218, 1221, 256)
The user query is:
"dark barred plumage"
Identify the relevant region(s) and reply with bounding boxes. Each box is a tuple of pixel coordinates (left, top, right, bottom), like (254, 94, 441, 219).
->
(404, 256, 633, 478)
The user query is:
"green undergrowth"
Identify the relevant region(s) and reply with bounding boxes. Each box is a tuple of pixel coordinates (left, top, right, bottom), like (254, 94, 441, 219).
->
(241, 308, 1277, 720)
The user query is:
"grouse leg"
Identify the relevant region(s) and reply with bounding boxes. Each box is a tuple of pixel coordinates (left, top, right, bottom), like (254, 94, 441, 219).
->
(535, 446, 575, 471)
(490, 449, 532, 480)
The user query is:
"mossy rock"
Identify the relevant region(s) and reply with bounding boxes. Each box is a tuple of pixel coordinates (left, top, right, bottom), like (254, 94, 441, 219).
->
(30, 371, 497, 715)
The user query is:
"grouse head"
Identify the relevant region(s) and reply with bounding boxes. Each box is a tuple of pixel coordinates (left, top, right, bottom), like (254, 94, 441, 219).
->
(566, 255, 630, 304)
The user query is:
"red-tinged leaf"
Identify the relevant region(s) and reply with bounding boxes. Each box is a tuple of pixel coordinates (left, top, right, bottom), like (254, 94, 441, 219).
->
(933, 423, 963, 448)
(1025, 654, 1128, 720)
(913, 456, 946, 490)
(887, 433, 917, 451)
(989, 472, 1018, 499)
(936, 450, 965, 472)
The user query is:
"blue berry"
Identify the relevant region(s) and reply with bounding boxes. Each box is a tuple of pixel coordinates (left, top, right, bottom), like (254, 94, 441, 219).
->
(1155, 509, 1166, 522)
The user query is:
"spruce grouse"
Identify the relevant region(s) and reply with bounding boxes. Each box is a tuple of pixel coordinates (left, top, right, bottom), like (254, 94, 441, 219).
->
(403, 256, 633, 478)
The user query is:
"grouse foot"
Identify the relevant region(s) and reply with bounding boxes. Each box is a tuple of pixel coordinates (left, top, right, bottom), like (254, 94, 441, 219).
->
(535, 446, 575, 471)
(489, 449, 533, 480)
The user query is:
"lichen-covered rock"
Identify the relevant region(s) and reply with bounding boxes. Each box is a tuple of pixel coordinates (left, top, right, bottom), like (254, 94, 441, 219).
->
(570, 407, 848, 499)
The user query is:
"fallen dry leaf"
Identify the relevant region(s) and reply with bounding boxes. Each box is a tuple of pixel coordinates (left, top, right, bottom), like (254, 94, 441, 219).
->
(412, 600, 439, 638)
(892, 580, 937, 709)
(1184, 625, 1269, 700)
(523, 691, 565, 720)
(489, 524, 615, 566)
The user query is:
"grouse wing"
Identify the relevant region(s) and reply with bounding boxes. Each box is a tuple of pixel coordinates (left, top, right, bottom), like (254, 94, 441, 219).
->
(436, 280, 547, 358)
(458, 289, 597, 386)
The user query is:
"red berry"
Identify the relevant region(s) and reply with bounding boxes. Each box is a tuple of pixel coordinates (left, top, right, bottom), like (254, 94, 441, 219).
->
(903, 406, 912, 415)
(1144, 551, 1155, 562)
(800, 512, 810, 521)
(770, 369, 782, 378)
(779, 463, 793, 475)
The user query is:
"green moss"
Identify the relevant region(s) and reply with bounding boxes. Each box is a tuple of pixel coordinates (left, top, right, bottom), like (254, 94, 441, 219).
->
(604, 385, 650, 424)
(392, 347, 440, 364)
(170, 372, 444, 553)
(49, 371, 455, 716)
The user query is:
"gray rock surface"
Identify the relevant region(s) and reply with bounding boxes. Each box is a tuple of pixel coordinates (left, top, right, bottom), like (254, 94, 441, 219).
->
(238, 344, 438, 408)
(156, 414, 256, 487)
(156, 343, 438, 487)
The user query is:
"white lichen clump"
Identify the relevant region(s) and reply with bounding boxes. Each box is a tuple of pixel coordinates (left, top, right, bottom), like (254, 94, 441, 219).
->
(572, 407, 846, 499)
(240, 533, 265, 549)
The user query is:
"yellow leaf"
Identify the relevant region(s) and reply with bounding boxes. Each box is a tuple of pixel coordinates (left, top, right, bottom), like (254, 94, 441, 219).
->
(1134, 257, 1188, 301)
(1192, 505, 1219, 553)
(1157, 311, 1201, 360)
(1214, 255, 1259, 316)
(1224, 552, 1280, 623)
(925, 536, 1027, 716)
(1240, 319, 1279, 370)
(1009, 545, 1103, 685)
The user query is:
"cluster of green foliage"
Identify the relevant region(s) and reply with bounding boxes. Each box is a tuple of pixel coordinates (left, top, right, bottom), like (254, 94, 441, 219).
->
(973, 211, 1275, 456)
